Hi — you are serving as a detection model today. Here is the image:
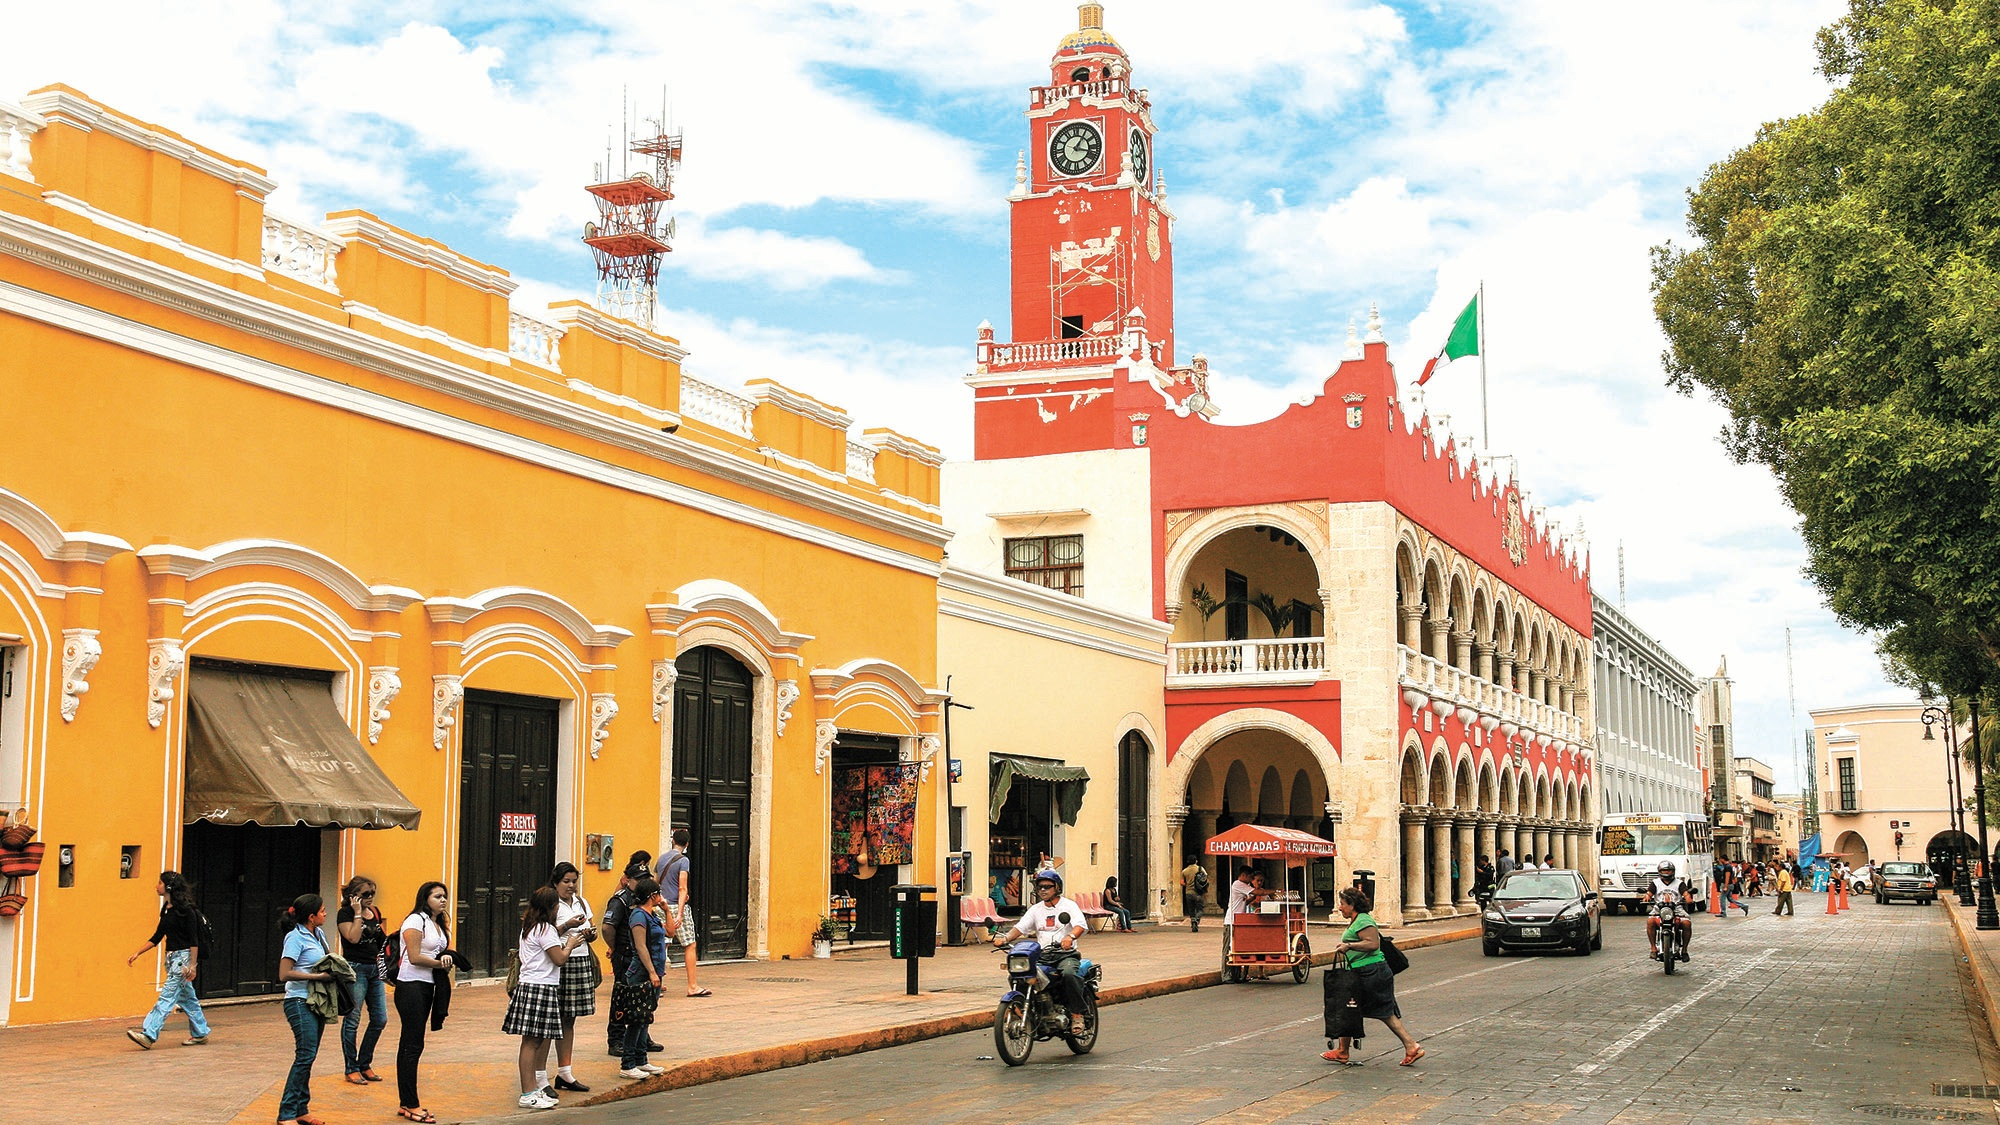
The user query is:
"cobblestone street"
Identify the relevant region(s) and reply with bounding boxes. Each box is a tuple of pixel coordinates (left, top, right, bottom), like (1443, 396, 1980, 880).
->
(552, 901, 2000, 1124)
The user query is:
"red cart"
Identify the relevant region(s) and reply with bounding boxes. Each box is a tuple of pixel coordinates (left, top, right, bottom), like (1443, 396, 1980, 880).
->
(1207, 823, 1337, 984)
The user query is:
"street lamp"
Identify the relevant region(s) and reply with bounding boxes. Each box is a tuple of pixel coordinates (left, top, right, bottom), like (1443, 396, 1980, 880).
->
(1922, 701, 1977, 902)
(1972, 698, 1998, 930)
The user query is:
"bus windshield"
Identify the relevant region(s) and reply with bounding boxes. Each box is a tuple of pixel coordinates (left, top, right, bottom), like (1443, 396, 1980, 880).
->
(1601, 825, 1688, 857)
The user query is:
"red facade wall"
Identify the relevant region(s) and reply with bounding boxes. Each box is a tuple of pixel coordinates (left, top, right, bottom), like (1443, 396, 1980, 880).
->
(1165, 680, 1342, 766)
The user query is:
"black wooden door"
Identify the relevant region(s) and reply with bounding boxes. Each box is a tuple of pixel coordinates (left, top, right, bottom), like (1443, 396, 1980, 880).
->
(1118, 731, 1151, 915)
(670, 648, 753, 961)
(182, 820, 321, 999)
(457, 690, 558, 978)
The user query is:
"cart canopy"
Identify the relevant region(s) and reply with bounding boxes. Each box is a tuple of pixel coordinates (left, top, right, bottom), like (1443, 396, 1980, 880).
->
(1204, 823, 1336, 864)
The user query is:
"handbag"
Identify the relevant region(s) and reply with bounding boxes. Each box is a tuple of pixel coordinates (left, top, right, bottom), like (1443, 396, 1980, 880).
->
(0, 808, 34, 850)
(1322, 955, 1364, 1040)
(585, 940, 604, 988)
(1380, 933, 1410, 975)
(0, 842, 44, 878)
(503, 949, 520, 996)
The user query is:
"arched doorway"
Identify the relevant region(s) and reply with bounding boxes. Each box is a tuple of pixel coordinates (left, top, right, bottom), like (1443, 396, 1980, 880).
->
(670, 646, 753, 960)
(1167, 711, 1338, 917)
(1117, 730, 1151, 918)
(1831, 829, 1871, 868)
(1927, 830, 1975, 883)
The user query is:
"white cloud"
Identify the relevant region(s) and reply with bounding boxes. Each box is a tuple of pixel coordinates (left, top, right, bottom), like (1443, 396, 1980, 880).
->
(667, 219, 892, 290)
(1239, 175, 1442, 292)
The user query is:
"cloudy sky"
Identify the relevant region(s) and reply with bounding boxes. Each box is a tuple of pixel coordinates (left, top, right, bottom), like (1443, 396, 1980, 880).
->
(2, 0, 1900, 789)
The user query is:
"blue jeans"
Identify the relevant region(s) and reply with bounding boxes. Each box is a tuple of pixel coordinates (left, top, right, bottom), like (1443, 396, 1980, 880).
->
(341, 961, 388, 1073)
(280, 997, 325, 1121)
(141, 948, 210, 1041)
(1109, 904, 1132, 930)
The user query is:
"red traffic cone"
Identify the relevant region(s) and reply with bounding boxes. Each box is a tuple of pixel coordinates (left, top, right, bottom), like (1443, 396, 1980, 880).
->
(1708, 879, 1723, 916)
(1837, 878, 1849, 912)
(1827, 884, 1839, 914)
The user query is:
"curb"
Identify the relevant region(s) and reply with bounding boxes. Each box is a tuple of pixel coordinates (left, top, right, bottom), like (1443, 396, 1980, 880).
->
(581, 924, 1481, 1107)
(1944, 898, 2000, 1051)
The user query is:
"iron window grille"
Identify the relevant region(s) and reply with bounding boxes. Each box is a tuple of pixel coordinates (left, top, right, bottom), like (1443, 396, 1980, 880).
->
(1004, 535, 1084, 597)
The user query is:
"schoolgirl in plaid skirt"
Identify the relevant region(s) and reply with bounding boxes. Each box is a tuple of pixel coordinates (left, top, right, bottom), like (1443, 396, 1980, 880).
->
(505, 886, 584, 1111)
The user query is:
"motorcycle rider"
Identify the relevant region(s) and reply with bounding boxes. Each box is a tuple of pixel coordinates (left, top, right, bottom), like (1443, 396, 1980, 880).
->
(992, 868, 1090, 1037)
(1643, 860, 1693, 962)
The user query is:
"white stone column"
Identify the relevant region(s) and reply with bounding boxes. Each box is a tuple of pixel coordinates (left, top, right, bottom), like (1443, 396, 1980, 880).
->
(1454, 817, 1477, 907)
(1430, 816, 1455, 915)
(1533, 824, 1551, 867)
(1476, 816, 1498, 869)
(1401, 812, 1430, 922)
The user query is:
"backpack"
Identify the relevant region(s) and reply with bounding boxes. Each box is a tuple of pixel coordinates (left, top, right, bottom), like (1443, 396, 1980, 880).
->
(1192, 867, 1211, 895)
(378, 917, 404, 980)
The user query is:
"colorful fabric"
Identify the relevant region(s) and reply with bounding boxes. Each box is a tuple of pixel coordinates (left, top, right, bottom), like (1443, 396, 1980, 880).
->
(830, 763, 919, 870)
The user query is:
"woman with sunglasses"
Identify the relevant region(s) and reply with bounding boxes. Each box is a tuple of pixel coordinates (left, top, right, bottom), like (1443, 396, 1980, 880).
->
(336, 876, 390, 1083)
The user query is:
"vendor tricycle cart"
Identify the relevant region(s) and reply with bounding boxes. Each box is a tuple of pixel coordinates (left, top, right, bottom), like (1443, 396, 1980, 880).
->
(1207, 823, 1337, 984)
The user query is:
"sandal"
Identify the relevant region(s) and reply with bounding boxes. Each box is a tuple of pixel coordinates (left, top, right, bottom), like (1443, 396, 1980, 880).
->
(686, 987, 713, 997)
(1400, 1044, 1426, 1067)
(1320, 1048, 1349, 1064)
(398, 1109, 438, 1124)
(296, 1116, 327, 1125)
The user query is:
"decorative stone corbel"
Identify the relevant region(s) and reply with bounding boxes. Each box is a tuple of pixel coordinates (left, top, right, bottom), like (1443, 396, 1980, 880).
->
(60, 628, 100, 722)
(146, 639, 185, 729)
(432, 675, 464, 751)
(651, 660, 678, 723)
(918, 734, 942, 783)
(589, 693, 619, 759)
(775, 679, 800, 738)
(366, 667, 401, 745)
(814, 720, 838, 776)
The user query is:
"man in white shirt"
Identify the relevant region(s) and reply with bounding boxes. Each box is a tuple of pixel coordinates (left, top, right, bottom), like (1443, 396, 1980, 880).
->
(993, 869, 1089, 1036)
(1644, 861, 1694, 961)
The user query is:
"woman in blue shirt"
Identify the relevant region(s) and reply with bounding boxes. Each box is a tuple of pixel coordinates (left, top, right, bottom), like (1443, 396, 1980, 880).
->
(277, 894, 336, 1125)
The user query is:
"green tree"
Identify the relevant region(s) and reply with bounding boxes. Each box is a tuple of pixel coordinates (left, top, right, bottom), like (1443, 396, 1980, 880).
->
(1651, 0, 2000, 701)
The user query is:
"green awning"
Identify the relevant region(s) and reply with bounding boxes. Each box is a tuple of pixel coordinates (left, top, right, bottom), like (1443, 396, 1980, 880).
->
(988, 756, 1090, 826)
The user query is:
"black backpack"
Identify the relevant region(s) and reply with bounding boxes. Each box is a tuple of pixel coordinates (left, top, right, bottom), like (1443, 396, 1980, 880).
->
(1192, 867, 1211, 895)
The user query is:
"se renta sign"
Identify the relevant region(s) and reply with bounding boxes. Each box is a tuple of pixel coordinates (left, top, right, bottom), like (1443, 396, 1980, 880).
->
(500, 812, 537, 847)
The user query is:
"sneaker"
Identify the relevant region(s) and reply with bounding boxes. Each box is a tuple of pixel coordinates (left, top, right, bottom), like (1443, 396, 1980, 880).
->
(125, 1028, 155, 1050)
(639, 1063, 664, 1075)
(618, 1067, 653, 1080)
(518, 1091, 558, 1110)
(182, 1035, 208, 1046)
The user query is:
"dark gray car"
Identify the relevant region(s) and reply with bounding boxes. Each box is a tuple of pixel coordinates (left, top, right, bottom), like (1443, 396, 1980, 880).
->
(1481, 869, 1602, 956)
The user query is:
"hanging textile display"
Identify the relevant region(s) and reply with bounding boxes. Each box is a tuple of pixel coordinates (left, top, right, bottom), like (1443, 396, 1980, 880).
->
(830, 763, 919, 873)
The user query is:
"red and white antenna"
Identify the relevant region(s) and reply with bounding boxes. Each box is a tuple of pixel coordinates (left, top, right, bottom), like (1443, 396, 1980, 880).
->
(583, 88, 681, 330)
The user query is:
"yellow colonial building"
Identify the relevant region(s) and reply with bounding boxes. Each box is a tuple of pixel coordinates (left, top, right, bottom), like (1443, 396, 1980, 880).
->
(0, 86, 952, 1024)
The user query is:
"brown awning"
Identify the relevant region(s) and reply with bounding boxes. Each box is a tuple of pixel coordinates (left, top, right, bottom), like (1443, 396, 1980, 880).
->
(183, 667, 422, 830)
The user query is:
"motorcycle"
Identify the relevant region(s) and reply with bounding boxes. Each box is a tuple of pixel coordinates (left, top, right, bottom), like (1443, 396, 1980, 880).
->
(1652, 900, 1688, 975)
(993, 920, 1102, 1066)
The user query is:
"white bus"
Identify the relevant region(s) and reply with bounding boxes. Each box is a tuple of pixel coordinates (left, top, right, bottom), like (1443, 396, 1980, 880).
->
(1596, 813, 1712, 913)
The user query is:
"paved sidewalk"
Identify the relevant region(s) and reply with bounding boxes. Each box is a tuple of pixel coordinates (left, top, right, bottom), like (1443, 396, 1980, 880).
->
(7, 915, 1475, 1123)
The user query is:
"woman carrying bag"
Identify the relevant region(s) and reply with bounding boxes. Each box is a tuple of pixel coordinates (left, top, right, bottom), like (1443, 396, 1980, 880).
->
(124, 870, 211, 1049)
(276, 894, 336, 1125)
(393, 881, 455, 1124)
(1320, 886, 1422, 1067)
(336, 875, 390, 1083)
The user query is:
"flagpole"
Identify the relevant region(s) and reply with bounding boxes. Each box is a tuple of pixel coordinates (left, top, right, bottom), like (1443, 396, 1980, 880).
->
(1478, 280, 1490, 450)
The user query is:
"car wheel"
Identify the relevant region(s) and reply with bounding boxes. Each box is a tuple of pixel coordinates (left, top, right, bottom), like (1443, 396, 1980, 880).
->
(1482, 940, 1499, 957)
(1590, 922, 1603, 951)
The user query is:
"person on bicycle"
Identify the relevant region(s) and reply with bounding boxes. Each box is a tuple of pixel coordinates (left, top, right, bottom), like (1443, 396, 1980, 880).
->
(1643, 860, 1693, 962)
(992, 868, 1089, 1037)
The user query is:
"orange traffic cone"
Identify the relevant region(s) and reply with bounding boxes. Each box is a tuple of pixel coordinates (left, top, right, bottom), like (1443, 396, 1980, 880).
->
(1708, 879, 1723, 916)
(1837, 878, 1849, 912)
(1827, 884, 1839, 914)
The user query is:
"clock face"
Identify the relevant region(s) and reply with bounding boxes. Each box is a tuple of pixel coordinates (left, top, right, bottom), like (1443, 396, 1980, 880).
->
(1129, 129, 1149, 186)
(1049, 122, 1103, 178)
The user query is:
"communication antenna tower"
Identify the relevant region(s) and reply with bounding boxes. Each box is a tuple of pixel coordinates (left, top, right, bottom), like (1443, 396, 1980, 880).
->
(583, 88, 682, 330)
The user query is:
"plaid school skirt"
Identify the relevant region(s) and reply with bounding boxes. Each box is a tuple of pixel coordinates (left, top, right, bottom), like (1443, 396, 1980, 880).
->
(501, 981, 565, 1040)
(558, 949, 598, 1019)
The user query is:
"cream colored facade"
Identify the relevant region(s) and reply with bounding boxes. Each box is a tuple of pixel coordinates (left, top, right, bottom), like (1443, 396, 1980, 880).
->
(1812, 703, 1971, 869)
(1734, 756, 1780, 859)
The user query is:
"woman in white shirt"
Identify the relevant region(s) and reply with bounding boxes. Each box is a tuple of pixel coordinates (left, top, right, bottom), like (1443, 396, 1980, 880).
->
(502, 884, 584, 1111)
(540, 862, 598, 1096)
(393, 881, 454, 1124)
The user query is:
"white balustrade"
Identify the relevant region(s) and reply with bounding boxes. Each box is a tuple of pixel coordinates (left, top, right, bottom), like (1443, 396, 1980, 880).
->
(0, 100, 43, 182)
(1168, 638, 1326, 685)
(261, 213, 341, 290)
(1396, 645, 1586, 748)
(985, 335, 1122, 369)
(1034, 78, 1129, 103)
(846, 440, 877, 484)
(508, 312, 563, 370)
(679, 374, 755, 438)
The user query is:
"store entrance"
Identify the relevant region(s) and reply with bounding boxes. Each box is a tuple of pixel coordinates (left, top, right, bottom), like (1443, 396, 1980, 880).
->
(992, 777, 1054, 917)
(456, 690, 558, 979)
(669, 647, 753, 961)
(182, 820, 321, 999)
(831, 735, 911, 942)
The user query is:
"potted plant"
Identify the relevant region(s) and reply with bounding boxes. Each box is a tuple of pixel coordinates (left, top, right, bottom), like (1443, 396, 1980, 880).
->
(811, 917, 838, 959)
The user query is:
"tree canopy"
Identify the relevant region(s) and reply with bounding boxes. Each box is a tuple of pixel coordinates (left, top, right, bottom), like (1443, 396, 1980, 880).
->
(1652, 0, 2000, 699)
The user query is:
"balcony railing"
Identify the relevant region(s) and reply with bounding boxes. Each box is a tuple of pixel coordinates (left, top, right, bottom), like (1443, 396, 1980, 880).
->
(0, 99, 43, 182)
(980, 335, 1123, 372)
(261, 213, 341, 290)
(1396, 646, 1588, 747)
(679, 374, 755, 438)
(1168, 637, 1326, 687)
(508, 312, 563, 370)
(846, 440, 877, 484)
(1032, 78, 1130, 104)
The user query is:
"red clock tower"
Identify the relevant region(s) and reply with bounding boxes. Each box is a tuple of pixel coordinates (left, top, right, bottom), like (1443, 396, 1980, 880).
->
(972, 3, 1187, 461)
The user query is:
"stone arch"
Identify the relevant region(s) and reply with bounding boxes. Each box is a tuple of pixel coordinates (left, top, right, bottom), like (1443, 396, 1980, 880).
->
(1447, 567, 1472, 639)
(1420, 556, 1448, 660)
(1477, 758, 1499, 813)
(1188, 757, 1218, 808)
(1399, 735, 1426, 805)
(1256, 765, 1286, 822)
(1497, 766, 1516, 816)
(1163, 708, 1343, 825)
(1222, 760, 1254, 820)
(1428, 746, 1452, 807)
(1162, 503, 1333, 621)
(1832, 829, 1871, 866)
(1471, 585, 1493, 654)
(1289, 769, 1318, 821)
(1453, 754, 1475, 809)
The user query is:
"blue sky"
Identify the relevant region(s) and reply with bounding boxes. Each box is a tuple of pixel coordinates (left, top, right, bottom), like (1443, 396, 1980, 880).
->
(2, 0, 1898, 789)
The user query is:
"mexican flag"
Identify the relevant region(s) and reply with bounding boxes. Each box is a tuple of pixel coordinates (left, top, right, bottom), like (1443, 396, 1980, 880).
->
(1417, 293, 1480, 385)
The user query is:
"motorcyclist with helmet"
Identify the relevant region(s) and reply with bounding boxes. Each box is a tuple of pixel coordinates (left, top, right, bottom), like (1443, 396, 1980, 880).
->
(992, 868, 1089, 1037)
(1643, 859, 1694, 962)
